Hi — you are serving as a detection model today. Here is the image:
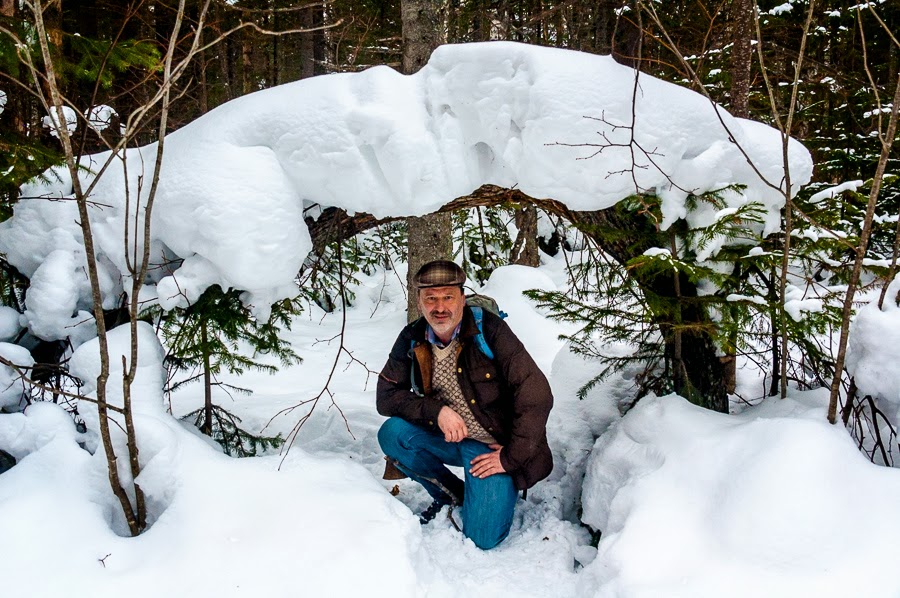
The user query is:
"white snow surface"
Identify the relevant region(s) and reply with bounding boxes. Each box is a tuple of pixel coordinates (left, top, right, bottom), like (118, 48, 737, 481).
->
(0, 305, 22, 342)
(42, 105, 78, 138)
(1, 41, 812, 333)
(2, 263, 899, 597)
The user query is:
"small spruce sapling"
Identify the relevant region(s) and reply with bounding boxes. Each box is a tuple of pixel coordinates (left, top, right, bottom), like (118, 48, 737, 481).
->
(156, 285, 300, 457)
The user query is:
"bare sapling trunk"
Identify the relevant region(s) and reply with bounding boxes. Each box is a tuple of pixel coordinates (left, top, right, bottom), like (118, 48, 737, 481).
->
(827, 62, 900, 424)
(26, 0, 140, 535)
(16, 0, 219, 536)
(751, 0, 817, 399)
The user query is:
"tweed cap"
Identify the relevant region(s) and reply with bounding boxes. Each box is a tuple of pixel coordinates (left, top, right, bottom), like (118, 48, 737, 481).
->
(413, 260, 466, 289)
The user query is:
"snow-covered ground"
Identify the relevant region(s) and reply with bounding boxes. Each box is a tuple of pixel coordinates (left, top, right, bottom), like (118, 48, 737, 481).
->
(3, 261, 900, 597)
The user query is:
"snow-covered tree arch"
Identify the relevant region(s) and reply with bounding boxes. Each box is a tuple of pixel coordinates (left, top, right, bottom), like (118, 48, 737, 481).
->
(0, 41, 811, 342)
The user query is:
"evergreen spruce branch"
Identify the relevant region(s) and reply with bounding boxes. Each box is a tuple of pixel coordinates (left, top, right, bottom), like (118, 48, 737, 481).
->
(683, 202, 767, 256)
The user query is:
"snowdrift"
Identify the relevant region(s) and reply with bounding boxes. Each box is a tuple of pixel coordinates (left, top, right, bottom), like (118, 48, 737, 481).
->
(0, 41, 812, 343)
(580, 392, 900, 597)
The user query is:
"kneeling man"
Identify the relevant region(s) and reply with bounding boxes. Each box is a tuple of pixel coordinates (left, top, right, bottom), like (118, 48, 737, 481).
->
(376, 260, 553, 549)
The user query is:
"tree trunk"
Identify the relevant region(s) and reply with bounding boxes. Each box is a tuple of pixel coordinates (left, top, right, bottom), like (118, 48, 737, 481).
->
(241, 24, 253, 95)
(402, 0, 450, 322)
(573, 207, 728, 412)
(407, 214, 453, 320)
(729, 0, 753, 118)
(511, 204, 539, 267)
(401, 0, 446, 74)
(299, 4, 324, 80)
(201, 318, 213, 435)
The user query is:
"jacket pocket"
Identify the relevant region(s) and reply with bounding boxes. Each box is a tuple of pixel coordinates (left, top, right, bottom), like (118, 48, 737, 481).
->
(469, 363, 501, 406)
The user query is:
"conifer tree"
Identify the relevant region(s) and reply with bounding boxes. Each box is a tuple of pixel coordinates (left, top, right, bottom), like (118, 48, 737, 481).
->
(157, 285, 300, 457)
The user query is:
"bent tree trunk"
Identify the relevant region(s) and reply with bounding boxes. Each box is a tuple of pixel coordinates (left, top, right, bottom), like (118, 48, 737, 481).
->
(306, 184, 729, 413)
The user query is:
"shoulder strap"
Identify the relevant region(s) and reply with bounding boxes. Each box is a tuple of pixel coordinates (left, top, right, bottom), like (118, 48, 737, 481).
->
(408, 340, 425, 396)
(470, 306, 494, 360)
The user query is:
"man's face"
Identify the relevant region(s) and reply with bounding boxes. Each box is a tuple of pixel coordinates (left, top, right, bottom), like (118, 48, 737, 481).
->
(418, 285, 466, 343)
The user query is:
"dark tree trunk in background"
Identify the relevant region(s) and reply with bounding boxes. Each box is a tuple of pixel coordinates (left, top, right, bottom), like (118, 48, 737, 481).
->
(242, 31, 253, 95)
(511, 205, 540, 267)
(201, 319, 213, 436)
(730, 0, 753, 119)
(402, 0, 451, 322)
(299, 5, 325, 80)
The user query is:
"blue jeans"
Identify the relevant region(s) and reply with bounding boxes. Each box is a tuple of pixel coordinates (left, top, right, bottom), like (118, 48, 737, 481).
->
(378, 417, 518, 549)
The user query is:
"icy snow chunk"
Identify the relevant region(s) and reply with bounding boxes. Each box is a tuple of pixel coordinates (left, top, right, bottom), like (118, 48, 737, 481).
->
(86, 104, 118, 133)
(480, 265, 567, 373)
(0, 342, 34, 410)
(0, 401, 81, 459)
(783, 285, 823, 321)
(69, 321, 166, 424)
(22, 249, 94, 343)
(770, 2, 793, 14)
(726, 293, 767, 306)
(579, 393, 900, 596)
(0, 90, 6, 115)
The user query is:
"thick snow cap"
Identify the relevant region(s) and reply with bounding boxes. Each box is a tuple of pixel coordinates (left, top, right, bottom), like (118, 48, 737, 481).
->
(0, 41, 812, 340)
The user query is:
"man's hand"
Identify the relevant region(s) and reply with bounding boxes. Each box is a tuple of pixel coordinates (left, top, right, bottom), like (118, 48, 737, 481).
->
(469, 444, 506, 479)
(437, 406, 468, 442)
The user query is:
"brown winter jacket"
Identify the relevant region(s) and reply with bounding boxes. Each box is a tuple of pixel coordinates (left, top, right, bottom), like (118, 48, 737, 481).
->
(376, 306, 553, 490)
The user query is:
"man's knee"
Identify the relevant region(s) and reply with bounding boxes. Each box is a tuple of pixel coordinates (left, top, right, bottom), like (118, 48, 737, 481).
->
(377, 417, 424, 456)
(377, 417, 404, 456)
(465, 520, 512, 550)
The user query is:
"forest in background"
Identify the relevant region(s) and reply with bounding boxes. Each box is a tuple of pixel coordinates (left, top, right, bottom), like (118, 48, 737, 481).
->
(0, 0, 898, 536)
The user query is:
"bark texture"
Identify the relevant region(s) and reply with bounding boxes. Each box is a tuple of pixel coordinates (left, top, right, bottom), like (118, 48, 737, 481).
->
(729, 0, 753, 119)
(402, 0, 451, 321)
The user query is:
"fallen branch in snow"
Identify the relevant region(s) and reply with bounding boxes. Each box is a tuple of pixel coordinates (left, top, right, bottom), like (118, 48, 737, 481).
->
(0, 353, 124, 414)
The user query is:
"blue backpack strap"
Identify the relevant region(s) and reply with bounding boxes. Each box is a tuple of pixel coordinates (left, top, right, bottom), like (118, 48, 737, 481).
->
(470, 306, 494, 360)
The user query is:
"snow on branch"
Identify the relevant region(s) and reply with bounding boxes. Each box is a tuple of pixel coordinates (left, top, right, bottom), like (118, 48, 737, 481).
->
(0, 41, 812, 342)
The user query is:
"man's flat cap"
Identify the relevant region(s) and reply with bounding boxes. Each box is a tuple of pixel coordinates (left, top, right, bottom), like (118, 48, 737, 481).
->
(413, 260, 466, 289)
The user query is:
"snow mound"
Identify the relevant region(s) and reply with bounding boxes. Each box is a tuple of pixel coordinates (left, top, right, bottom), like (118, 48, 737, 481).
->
(0, 305, 22, 341)
(0, 41, 811, 340)
(1, 321, 429, 597)
(580, 393, 900, 597)
(847, 277, 900, 422)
